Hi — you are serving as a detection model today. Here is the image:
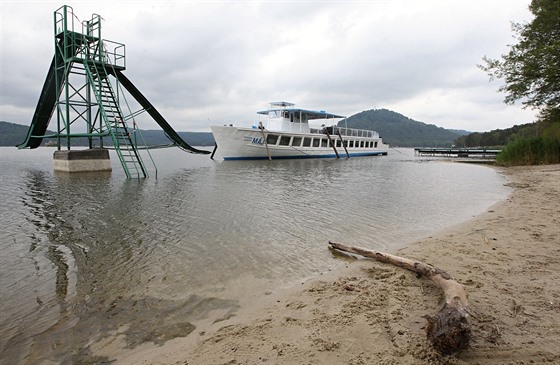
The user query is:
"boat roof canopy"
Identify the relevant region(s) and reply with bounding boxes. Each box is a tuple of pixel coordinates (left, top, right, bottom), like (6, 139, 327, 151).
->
(269, 101, 295, 107)
(258, 102, 345, 119)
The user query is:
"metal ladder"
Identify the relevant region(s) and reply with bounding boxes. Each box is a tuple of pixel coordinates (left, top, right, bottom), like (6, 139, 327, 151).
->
(84, 59, 148, 178)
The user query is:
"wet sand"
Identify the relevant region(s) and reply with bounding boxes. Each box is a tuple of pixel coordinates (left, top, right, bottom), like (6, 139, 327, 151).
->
(104, 164, 560, 364)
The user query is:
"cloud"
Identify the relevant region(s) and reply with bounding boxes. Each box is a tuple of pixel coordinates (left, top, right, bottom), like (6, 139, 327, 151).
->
(1, 0, 536, 133)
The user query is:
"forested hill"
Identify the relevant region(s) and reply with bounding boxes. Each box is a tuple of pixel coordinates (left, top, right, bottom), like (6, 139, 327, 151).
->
(0, 121, 214, 147)
(2, 109, 467, 148)
(0, 121, 37, 147)
(340, 109, 468, 147)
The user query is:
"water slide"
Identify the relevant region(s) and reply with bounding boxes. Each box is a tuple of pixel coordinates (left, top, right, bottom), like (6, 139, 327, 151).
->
(107, 69, 210, 155)
(17, 53, 64, 149)
(19, 54, 210, 155)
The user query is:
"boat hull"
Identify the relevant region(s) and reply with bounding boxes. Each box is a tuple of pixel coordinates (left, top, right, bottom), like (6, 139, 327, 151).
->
(211, 125, 389, 160)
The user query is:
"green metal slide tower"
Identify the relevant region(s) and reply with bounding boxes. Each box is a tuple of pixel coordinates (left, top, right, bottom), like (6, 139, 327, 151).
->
(18, 5, 210, 178)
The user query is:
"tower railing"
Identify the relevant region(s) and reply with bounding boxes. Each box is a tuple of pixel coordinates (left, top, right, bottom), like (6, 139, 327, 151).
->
(51, 5, 152, 178)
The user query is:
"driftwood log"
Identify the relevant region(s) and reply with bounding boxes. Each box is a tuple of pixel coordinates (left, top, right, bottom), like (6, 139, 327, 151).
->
(328, 241, 471, 355)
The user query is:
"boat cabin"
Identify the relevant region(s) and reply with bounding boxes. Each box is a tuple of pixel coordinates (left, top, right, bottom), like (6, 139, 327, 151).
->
(257, 102, 345, 134)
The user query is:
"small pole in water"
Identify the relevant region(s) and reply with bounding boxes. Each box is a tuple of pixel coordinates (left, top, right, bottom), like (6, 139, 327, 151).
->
(336, 130, 350, 158)
(210, 142, 218, 160)
(259, 122, 272, 161)
(323, 127, 339, 159)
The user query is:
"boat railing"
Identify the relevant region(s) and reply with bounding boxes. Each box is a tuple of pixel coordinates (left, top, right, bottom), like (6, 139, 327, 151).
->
(311, 126, 379, 138)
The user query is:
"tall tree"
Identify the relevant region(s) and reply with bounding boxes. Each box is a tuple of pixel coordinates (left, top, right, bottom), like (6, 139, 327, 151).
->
(479, 0, 560, 123)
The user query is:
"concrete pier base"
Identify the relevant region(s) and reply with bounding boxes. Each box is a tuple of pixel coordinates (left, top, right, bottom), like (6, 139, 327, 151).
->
(53, 148, 112, 173)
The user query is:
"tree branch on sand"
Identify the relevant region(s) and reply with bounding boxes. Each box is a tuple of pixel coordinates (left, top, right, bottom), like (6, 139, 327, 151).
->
(328, 241, 471, 355)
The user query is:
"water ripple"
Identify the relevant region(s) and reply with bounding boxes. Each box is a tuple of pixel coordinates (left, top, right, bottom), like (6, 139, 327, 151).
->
(0, 147, 510, 363)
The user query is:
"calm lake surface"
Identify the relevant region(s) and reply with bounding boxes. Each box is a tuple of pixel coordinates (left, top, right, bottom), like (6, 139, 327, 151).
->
(0, 147, 509, 364)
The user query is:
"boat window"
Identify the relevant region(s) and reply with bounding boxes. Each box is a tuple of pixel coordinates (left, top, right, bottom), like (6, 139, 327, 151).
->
(303, 137, 312, 147)
(336, 140, 341, 148)
(267, 134, 279, 145)
(374, 141, 378, 148)
(321, 139, 328, 148)
(292, 136, 302, 147)
(279, 136, 291, 146)
(343, 140, 348, 147)
(349, 141, 354, 148)
(312, 138, 320, 147)
(360, 141, 365, 148)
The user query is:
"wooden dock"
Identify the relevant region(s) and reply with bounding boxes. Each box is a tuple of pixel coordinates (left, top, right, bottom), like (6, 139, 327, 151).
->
(414, 148, 501, 158)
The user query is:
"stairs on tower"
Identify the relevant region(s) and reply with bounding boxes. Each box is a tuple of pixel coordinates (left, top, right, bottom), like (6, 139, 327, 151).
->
(18, 5, 210, 179)
(84, 60, 148, 178)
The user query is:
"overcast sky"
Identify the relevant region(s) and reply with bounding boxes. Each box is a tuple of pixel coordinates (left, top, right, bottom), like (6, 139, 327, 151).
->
(1, 0, 537, 133)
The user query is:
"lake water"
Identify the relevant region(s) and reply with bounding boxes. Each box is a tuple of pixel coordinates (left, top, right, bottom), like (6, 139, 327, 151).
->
(0, 147, 509, 364)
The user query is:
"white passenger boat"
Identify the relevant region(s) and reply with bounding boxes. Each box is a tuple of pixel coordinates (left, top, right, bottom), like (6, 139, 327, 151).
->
(210, 102, 389, 160)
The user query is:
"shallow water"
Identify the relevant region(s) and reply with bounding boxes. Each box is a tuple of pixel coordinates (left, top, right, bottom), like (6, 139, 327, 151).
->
(0, 147, 509, 363)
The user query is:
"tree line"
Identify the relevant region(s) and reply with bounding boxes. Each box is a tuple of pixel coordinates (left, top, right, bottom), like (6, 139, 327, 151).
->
(478, 0, 559, 165)
(454, 122, 541, 148)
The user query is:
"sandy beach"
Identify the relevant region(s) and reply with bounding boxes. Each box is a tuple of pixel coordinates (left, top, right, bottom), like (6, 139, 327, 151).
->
(107, 164, 560, 365)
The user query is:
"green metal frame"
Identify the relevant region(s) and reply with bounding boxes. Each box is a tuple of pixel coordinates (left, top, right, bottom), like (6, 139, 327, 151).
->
(51, 5, 156, 178)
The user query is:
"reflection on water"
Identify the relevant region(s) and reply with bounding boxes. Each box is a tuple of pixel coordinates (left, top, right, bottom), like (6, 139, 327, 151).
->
(2, 160, 238, 364)
(0, 147, 509, 363)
